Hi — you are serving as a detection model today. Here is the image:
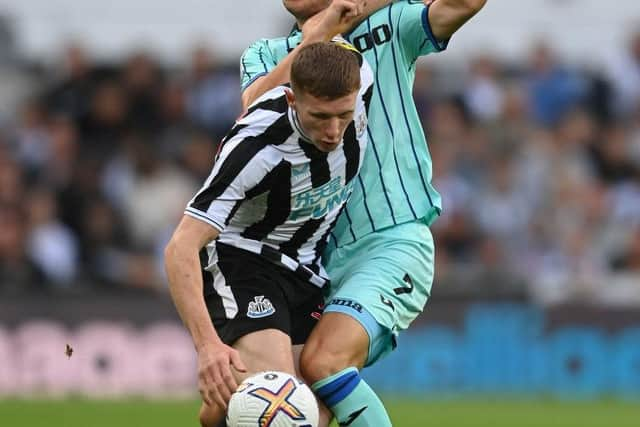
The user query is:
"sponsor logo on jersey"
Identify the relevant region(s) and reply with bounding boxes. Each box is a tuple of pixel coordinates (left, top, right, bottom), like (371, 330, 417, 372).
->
(247, 296, 276, 318)
(291, 163, 311, 181)
(328, 298, 363, 313)
(290, 177, 353, 221)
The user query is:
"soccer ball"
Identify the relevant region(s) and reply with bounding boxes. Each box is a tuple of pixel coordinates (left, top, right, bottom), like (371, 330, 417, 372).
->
(227, 371, 319, 427)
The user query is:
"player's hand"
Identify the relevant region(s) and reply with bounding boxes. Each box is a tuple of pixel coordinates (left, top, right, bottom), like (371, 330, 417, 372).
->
(197, 341, 247, 409)
(302, 0, 366, 42)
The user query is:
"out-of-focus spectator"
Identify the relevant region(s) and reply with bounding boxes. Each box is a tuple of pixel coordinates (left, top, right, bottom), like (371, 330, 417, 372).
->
(0, 155, 24, 206)
(110, 133, 195, 250)
(12, 100, 50, 174)
(79, 79, 129, 159)
(526, 42, 587, 127)
(185, 44, 241, 138)
(122, 51, 163, 133)
(43, 43, 94, 121)
(0, 205, 44, 293)
(606, 30, 640, 118)
(464, 54, 504, 122)
(25, 186, 79, 288)
(612, 227, 640, 272)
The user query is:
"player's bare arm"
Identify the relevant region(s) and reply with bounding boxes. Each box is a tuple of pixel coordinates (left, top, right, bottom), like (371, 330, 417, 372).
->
(164, 216, 247, 409)
(241, 0, 390, 109)
(427, 0, 487, 40)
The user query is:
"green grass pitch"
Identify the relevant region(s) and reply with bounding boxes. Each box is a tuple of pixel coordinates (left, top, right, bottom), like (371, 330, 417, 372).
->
(1, 398, 638, 426)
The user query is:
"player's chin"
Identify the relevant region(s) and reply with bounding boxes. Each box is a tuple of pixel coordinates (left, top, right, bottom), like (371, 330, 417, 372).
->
(317, 142, 340, 152)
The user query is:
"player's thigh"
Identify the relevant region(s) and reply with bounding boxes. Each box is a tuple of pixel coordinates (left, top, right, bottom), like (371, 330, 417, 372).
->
(302, 312, 370, 376)
(233, 328, 297, 378)
(324, 221, 435, 365)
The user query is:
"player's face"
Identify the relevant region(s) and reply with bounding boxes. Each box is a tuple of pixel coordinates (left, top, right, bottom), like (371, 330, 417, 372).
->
(283, 0, 331, 22)
(287, 89, 358, 152)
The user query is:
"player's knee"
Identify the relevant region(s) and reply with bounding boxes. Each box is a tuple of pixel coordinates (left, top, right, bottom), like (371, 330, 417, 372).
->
(300, 339, 358, 384)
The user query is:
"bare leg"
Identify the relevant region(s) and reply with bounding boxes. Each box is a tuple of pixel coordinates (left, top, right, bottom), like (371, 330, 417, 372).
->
(293, 344, 333, 427)
(199, 329, 297, 427)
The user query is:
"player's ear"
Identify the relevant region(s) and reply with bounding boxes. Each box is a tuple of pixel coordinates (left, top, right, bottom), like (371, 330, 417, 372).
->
(285, 88, 296, 108)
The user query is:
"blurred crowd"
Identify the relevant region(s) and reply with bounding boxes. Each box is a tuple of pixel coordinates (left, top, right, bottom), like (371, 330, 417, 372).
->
(1, 31, 640, 306)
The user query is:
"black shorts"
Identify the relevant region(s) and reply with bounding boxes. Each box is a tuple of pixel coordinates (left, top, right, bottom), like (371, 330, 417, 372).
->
(203, 243, 324, 346)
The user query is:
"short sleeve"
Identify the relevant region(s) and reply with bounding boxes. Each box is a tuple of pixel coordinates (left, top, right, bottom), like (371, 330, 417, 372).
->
(240, 39, 278, 91)
(397, 1, 449, 63)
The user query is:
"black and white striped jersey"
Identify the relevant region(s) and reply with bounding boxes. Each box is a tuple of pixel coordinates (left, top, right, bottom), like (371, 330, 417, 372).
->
(186, 57, 374, 288)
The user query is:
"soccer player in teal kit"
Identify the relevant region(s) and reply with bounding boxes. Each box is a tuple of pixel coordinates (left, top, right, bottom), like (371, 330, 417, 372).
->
(240, 1, 487, 426)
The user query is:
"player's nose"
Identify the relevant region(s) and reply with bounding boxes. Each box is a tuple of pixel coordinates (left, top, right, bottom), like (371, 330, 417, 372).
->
(324, 118, 341, 142)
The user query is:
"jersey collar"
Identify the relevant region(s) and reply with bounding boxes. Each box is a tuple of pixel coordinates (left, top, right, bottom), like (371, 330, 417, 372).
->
(287, 105, 313, 144)
(289, 23, 301, 37)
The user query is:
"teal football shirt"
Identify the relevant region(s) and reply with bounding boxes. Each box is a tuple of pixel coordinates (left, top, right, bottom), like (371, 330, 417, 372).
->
(241, 1, 446, 248)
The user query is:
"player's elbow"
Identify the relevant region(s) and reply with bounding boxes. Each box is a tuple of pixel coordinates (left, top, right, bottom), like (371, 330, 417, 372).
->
(439, 0, 486, 16)
(459, 0, 486, 15)
(163, 233, 190, 269)
(241, 90, 255, 110)
(163, 237, 179, 270)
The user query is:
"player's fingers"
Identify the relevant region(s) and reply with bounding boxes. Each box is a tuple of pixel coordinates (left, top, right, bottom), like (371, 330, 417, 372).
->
(210, 386, 227, 410)
(210, 370, 229, 409)
(230, 349, 248, 373)
(198, 375, 214, 406)
(199, 385, 213, 406)
(336, 0, 359, 16)
(354, 0, 365, 15)
(216, 361, 236, 402)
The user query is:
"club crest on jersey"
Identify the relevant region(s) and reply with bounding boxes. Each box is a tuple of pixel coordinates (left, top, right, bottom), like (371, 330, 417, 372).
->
(247, 296, 276, 318)
(356, 112, 367, 138)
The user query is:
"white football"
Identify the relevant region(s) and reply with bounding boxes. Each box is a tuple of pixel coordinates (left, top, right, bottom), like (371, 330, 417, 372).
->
(227, 371, 319, 427)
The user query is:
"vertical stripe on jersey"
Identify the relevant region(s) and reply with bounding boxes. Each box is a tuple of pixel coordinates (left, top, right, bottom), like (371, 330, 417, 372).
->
(366, 127, 396, 222)
(365, 17, 417, 218)
(313, 204, 346, 266)
(199, 248, 215, 295)
(390, 5, 434, 208)
(342, 122, 360, 183)
(279, 217, 324, 259)
(356, 174, 376, 232)
(191, 114, 291, 210)
(299, 140, 331, 187)
(258, 46, 269, 73)
(241, 161, 292, 241)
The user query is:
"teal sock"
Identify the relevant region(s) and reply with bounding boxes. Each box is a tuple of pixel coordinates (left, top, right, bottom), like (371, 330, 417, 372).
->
(312, 367, 391, 427)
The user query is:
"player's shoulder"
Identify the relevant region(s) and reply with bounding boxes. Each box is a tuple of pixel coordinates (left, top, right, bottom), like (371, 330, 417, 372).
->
(243, 86, 289, 116)
(243, 35, 294, 54)
(229, 86, 291, 145)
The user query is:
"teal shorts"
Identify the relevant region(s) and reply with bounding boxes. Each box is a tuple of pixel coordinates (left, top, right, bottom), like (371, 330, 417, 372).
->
(323, 220, 435, 366)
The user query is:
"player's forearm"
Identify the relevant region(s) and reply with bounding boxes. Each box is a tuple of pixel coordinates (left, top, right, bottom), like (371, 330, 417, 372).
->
(242, 29, 333, 109)
(427, 0, 487, 41)
(361, 0, 394, 19)
(165, 238, 221, 350)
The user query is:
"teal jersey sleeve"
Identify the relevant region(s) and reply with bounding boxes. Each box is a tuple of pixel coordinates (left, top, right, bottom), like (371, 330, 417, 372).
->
(239, 39, 277, 91)
(240, 34, 302, 91)
(397, 1, 448, 62)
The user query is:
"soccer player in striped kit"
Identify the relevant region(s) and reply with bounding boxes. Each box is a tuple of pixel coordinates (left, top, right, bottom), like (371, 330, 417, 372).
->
(165, 41, 373, 426)
(240, 1, 487, 426)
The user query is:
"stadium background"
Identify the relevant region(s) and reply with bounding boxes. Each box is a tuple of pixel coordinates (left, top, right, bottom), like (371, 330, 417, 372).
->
(1, 1, 640, 426)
